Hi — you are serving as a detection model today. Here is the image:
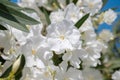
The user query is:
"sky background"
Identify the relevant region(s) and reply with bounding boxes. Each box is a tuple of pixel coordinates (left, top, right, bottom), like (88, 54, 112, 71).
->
(98, 0, 120, 33)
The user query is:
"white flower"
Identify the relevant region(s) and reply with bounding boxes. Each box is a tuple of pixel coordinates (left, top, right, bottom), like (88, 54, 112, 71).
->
(103, 9, 117, 25)
(47, 20, 81, 53)
(56, 62, 83, 80)
(79, 18, 93, 32)
(19, 34, 46, 68)
(0, 31, 12, 53)
(26, 56, 45, 68)
(81, 29, 96, 43)
(50, 3, 83, 24)
(64, 3, 83, 23)
(82, 67, 103, 80)
(62, 49, 87, 68)
(50, 9, 64, 23)
(81, 0, 103, 15)
(112, 70, 120, 80)
(12, 24, 43, 46)
(0, 30, 18, 60)
(99, 29, 114, 42)
(81, 41, 102, 67)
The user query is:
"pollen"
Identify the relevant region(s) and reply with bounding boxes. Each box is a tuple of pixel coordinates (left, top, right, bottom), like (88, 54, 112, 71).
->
(89, 3, 94, 8)
(59, 35, 65, 40)
(44, 71, 50, 77)
(32, 49, 36, 55)
(71, 13, 76, 18)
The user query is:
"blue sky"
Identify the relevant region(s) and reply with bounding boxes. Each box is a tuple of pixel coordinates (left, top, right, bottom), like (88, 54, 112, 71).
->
(97, 0, 120, 33)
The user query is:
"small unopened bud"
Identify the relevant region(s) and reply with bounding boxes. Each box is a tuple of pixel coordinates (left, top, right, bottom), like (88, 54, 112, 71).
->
(12, 55, 21, 74)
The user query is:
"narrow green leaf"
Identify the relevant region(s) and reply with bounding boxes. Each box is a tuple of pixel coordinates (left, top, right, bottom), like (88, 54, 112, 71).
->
(0, 0, 22, 10)
(53, 0, 61, 8)
(108, 59, 120, 69)
(73, 0, 78, 4)
(0, 4, 40, 25)
(75, 13, 90, 28)
(102, 0, 108, 8)
(0, 16, 29, 32)
(15, 72, 22, 80)
(52, 52, 63, 66)
(0, 24, 7, 30)
(40, 7, 51, 25)
(0, 65, 12, 78)
(66, 0, 70, 5)
(22, 7, 37, 13)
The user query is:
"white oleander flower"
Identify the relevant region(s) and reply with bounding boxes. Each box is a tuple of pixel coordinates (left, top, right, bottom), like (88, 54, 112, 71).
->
(62, 49, 87, 68)
(25, 65, 58, 80)
(79, 18, 93, 32)
(64, 3, 83, 23)
(56, 61, 83, 80)
(81, 29, 96, 43)
(112, 70, 120, 80)
(81, 0, 103, 15)
(56, 68, 83, 80)
(81, 41, 102, 67)
(50, 3, 83, 24)
(46, 20, 81, 54)
(19, 34, 46, 67)
(99, 29, 114, 42)
(82, 67, 103, 80)
(0, 31, 12, 54)
(103, 9, 117, 25)
(11, 28, 29, 45)
(11, 12, 43, 45)
(0, 30, 18, 60)
(50, 9, 64, 23)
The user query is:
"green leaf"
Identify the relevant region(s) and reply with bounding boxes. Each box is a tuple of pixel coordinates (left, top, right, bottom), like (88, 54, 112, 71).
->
(0, 4, 39, 25)
(0, 65, 12, 78)
(108, 59, 120, 70)
(53, 0, 61, 8)
(113, 19, 120, 34)
(73, 0, 78, 4)
(75, 13, 90, 28)
(52, 52, 63, 66)
(15, 72, 22, 80)
(102, 0, 108, 8)
(0, 24, 7, 30)
(40, 7, 51, 25)
(22, 7, 37, 13)
(0, 0, 22, 10)
(0, 16, 29, 32)
(14, 55, 25, 76)
(66, 0, 70, 5)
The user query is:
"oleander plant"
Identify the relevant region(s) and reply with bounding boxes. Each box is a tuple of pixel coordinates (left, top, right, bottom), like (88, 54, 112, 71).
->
(0, 0, 120, 80)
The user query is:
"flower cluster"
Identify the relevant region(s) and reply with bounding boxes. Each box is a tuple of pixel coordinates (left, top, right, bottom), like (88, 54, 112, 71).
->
(0, 0, 118, 80)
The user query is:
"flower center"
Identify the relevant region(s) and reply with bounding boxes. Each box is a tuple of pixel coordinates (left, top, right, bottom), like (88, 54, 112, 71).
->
(89, 3, 94, 9)
(59, 35, 65, 40)
(32, 49, 36, 55)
